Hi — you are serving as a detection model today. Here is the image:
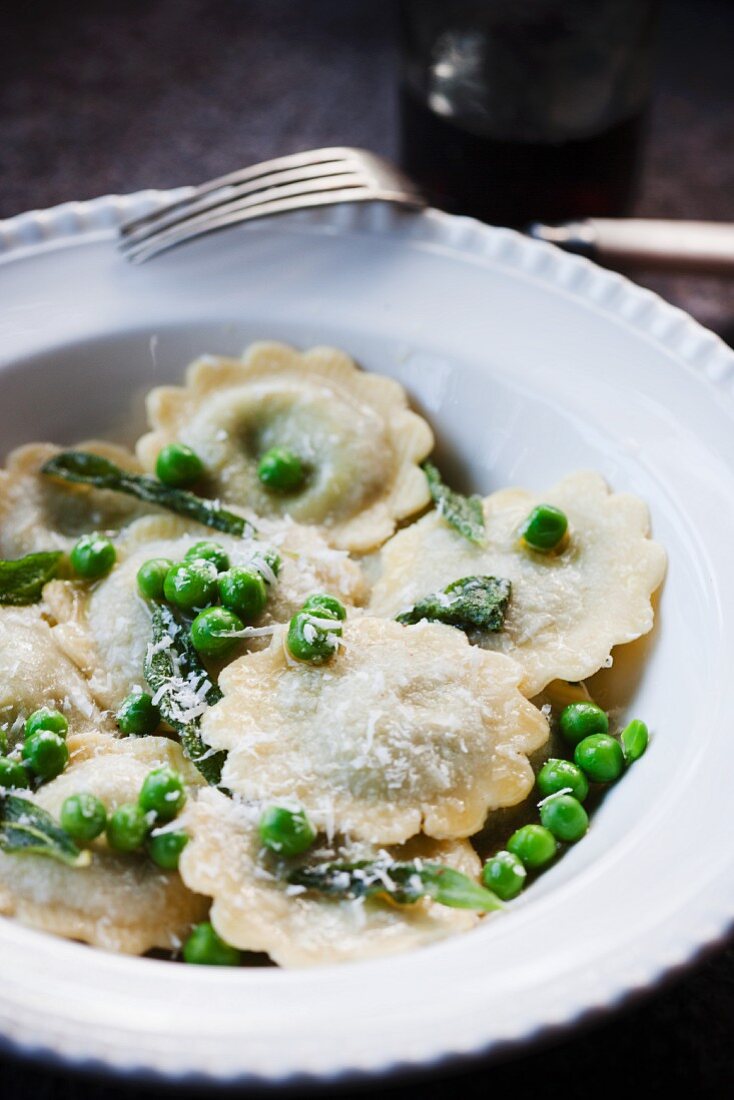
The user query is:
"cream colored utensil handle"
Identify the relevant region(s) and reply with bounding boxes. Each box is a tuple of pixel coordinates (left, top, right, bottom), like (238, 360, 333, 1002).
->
(528, 219, 734, 276)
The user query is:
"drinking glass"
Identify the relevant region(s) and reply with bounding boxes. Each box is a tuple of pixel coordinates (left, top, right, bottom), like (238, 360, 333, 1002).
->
(398, 0, 659, 226)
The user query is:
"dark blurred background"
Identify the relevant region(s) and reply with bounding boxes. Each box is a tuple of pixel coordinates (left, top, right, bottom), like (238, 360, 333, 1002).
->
(1, 0, 733, 1096)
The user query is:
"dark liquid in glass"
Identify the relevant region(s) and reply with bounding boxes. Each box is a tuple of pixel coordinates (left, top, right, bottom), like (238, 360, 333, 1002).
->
(399, 85, 646, 228)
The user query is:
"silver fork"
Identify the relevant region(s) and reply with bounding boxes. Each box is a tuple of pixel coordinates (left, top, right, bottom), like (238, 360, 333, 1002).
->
(119, 147, 425, 263)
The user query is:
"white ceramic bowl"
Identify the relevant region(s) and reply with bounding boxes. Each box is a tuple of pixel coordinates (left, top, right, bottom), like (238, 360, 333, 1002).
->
(1, 193, 733, 1086)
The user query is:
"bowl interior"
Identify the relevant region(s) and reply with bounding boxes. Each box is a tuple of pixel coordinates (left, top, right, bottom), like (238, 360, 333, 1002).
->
(0, 304, 716, 893)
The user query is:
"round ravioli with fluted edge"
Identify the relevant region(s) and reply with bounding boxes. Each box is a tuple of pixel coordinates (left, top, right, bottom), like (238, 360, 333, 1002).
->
(136, 342, 433, 551)
(0, 440, 148, 559)
(44, 512, 367, 711)
(369, 471, 667, 698)
(0, 733, 207, 955)
(179, 788, 484, 968)
(0, 606, 112, 752)
(201, 617, 549, 844)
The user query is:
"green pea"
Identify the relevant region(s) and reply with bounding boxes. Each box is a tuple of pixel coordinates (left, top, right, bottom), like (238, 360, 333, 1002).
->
(155, 443, 204, 488)
(139, 766, 186, 822)
(116, 691, 160, 736)
(163, 558, 218, 611)
(183, 921, 241, 966)
(507, 824, 557, 870)
(106, 802, 150, 852)
(190, 606, 244, 659)
(537, 758, 589, 802)
(257, 447, 306, 493)
(301, 593, 347, 621)
(621, 719, 649, 764)
(218, 567, 267, 622)
(253, 546, 282, 582)
(148, 829, 189, 870)
(559, 702, 609, 746)
(185, 541, 230, 572)
(70, 533, 116, 579)
(286, 610, 341, 665)
(482, 850, 527, 900)
(60, 793, 107, 842)
(24, 707, 68, 740)
(520, 504, 568, 552)
(259, 805, 316, 857)
(574, 734, 625, 783)
(0, 757, 29, 790)
(22, 731, 68, 781)
(137, 557, 173, 600)
(540, 793, 589, 843)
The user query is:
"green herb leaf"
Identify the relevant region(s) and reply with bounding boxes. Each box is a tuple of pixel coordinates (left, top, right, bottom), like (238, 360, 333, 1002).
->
(288, 858, 501, 912)
(0, 551, 63, 605)
(42, 451, 256, 539)
(396, 575, 511, 633)
(0, 794, 90, 867)
(145, 602, 227, 786)
(423, 461, 485, 545)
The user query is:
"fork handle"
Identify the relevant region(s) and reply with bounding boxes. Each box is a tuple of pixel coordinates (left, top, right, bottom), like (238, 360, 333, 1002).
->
(528, 218, 734, 276)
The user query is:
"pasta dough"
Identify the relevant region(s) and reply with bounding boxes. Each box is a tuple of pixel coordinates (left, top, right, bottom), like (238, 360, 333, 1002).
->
(0, 441, 148, 559)
(136, 342, 433, 551)
(369, 471, 666, 697)
(0, 606, 110, 751)
(202, 617, 549, 844)
(179, 788, 484, 968)
(44, 513, 367, 710)
(0, 735, 207, 954)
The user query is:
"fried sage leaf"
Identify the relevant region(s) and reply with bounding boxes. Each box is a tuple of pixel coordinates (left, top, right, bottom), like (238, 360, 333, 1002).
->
(42, 450, 255, 539)
(423, 461, 485, 545)
(396, 574, 511, 633)
(0, 551, 64, 606)
(288, 859, 501, 912)
(145, 603, 226, 786)
(0, 794, 90, 867)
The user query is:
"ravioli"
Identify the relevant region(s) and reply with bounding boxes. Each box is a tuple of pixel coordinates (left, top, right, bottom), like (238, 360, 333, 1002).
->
(0, 734, 206, 954)
(0, 441, 148, 559)
(369, 471, 666, 697)
(0, 606, 110, 751)
(179, 788, 483, 967)
(136, 342, 433, 551)
(202, 617, 549, 844)
(44, 513, 367, 710)
(0, 338, 668, 968)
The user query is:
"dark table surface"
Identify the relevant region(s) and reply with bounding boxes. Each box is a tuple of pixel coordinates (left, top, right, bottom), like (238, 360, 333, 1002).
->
(1, 1, 734, 1096)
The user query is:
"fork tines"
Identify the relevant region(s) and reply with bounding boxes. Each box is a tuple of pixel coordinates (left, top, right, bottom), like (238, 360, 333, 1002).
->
(119, 147, 424, 262)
